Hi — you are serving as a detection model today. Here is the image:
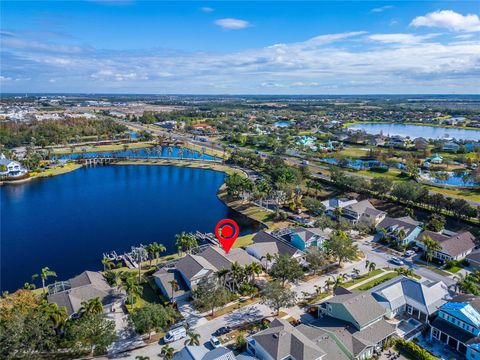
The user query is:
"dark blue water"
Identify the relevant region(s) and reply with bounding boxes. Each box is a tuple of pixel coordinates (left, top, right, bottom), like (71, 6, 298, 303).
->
(0, 165, 254, 292)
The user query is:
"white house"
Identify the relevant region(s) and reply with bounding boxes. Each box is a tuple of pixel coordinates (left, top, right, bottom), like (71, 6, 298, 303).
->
(0, 154, 27, 177)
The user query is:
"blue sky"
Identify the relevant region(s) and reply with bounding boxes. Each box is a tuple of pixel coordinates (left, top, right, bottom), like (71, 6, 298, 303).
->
(1, 1, 479, 94)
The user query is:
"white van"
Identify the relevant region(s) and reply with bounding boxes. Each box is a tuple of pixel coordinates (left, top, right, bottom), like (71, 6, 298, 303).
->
(164, 326, 187, 343)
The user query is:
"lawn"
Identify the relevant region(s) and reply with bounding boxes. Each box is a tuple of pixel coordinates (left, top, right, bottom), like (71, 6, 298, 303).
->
(125, 280, 164, 312)
(446, 266, 462, 273)
(205, 297, 259, 320)
(355, 272, 398, 291)
(342, 269, 384, 288)
(51, 141, 154, 154)
(233, 233, 256, 248)
(31, 162, 82, 178)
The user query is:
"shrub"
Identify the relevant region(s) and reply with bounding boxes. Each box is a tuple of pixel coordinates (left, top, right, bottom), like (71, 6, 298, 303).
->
(395, 339, 437, 360)
(370, 166, 389, 173)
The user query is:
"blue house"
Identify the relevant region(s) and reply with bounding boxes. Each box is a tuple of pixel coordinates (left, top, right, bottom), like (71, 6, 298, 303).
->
(287, 227, 331, 251)
(430, 294, 480, 359)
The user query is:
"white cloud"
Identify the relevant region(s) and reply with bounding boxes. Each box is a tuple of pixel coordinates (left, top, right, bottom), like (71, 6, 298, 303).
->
(200, 7, 214, 13)
(410, 10, 480, 32)
(0, 76, 13, 81)
(368, 33, 440, 44)
(214, 18, 251, 30)
(371, 5, 394, 13)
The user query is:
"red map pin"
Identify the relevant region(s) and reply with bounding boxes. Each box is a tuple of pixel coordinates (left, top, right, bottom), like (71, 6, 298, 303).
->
(215, 219, 239, 254)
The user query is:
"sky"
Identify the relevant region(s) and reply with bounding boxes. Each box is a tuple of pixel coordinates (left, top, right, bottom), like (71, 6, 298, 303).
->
(1, 1, 479, 94)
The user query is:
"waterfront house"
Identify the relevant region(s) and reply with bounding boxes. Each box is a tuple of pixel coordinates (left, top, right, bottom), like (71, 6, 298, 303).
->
(430, 294, 480, 358)
(47, 271, 126, 317)
(246, 231, 305, 268)
(369, 275, 449, 323)
(376, 216, 422, 246)
(316, 288, 397, 359)
(414, 137, 429, 150)
(342, 200, 386, 226)
(163, 245, 259, 295)
(387, 136, 407, 148)
(0, 153, 27, 177)
(442, 141, 461, 152)
(416, 230, 476, 262)
(466, 250, 480, 270)
(153, 268, 190, 302)
(286, 227, 331, 251)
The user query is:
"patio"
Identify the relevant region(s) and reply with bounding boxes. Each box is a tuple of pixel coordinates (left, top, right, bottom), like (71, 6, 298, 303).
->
(414, 335, 463, 360)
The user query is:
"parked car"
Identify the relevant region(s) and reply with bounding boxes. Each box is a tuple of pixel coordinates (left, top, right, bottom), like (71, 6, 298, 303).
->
(163, 326, 186, 343)
(404, 250, 415, 257)
(213, 326, 231, 336)
(390, 257, 404, 265)
(210, 336, 221, 348)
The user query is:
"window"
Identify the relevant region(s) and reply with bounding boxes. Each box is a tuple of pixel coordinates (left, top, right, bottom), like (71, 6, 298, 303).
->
(407, 305, 413, 315)
(432, 329, 440, 340)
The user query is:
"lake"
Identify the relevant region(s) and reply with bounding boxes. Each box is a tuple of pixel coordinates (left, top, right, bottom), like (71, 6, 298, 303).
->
(0, 165, 257, 292)
(348, 123, 480, 141)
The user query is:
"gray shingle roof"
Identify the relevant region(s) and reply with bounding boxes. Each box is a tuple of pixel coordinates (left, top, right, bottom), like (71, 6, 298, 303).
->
(326, 291, 386, 328)
(47, 271, 125, 316)
(419, 231, 476, 257)
(377, 217, 419, 237)
(153, 268, 189, 298)
(252, 318, 326, 360)
(343, 200, 376, 215)
(252, 231, 302, 257)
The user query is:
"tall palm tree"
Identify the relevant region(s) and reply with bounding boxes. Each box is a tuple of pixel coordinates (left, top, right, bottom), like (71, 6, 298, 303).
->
(123, 275, 142, 305)
(161, 345, 175, 360)
(352, 268, 360, 278)
(146, 242, 166, 266)
(175, 232, 198, 255)
(368, 262, 377, 273)
(185, 331, 201, 346)
(168, 279, 179, 301)
(422, 235, 442, 266)
(249, 262, 262, 282)
(102, 257, 114, 271)
(230, 262, 244, 292)
(215, 268, 230, 288)
(364, 260, 370, 270)
(32, 267, 57, 295)
(324, 277, 335, 292)
(39, 301, 67, 331)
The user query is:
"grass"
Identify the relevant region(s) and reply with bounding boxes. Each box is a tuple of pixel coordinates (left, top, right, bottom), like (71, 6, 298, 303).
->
(355, 272, 398, 291)
(30, 162, 82, 178)
(205, 297, 259, 320)
(51, 141, 155, 154)
(125, 280, 164, 312)
(233, 233, 256, 248)
(342, 269, 384, 288)
(446, 266, 462, 273)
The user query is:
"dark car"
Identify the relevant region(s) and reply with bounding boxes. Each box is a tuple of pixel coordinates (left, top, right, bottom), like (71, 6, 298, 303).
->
(213, 326, 231, 336)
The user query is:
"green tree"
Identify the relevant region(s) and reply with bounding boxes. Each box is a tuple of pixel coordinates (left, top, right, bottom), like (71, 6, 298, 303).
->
(302, 197, 326, 216)
(79, 297, 103, 316)
(268, 254, 304, 287)
(370, 177, 393, 196)
(261, 281, 296, 315)
(101, 257, 114, 271)
(123, 275, 142, 305)
(427, 213, 446, 232)
(161, 344, 175, 360)
(185, 331, 201, 346)
(175, 232, 198, 255)
(305, 247, 328, 275)
(130, 303, 176, 338)
(146, 242, 166, 266)
(64, 313, 116, 356)
(32, 267, 57, 295)
(324, 231, 358, 267)
(422, 235, 442, 265)
(168, 279, 179, 301)
(192, 278, 230, 316)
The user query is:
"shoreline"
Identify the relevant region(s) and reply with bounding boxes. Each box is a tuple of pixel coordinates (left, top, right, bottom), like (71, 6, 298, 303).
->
(344, 120, 480, 132)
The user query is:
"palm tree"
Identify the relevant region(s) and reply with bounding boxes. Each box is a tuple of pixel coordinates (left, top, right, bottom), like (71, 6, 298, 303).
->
(230, 261, 244, 292)
(39, 301, 67, 331)
(32, 267, 57, 295)
(364, 260, 370, 270)
(80, 297, 103, 315)
(422, 235, 442, 266)
(352, 268, 360, 278)
(368, 262, 377, 273)
(168, 279, 179, 301)
(314, 285, 322, 295)
(175, 232, 198, 255)
(102, 257, 114, 271)
(146, 242, 166, 266)
(333, 274, 346, 290)
(161, 345, 175, 360)
(215, 268, 230, 288)
(123, 275, 142, 305)
(185, 331, 201, 346)
(324, 277, 335, 292)
(249, 262, 262, 282)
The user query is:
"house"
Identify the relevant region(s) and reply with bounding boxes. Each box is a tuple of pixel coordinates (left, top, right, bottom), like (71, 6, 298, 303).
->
(166, 245, 259, 294)
(246, 318, 328, 360)
(414, 137, 429, 150)
(427, 154, 444, 164)
(387, 136, 407, 148)
(416, 230, 476, 261)
(47, 271, 126, 317)
(153, 268, 190, 302)
(173, 346, 238, 360)
(376, 216, 422, 246)
(321, 197, 358, 217)
(369, 275, 449, 323)
(286, 227, 332, 251)
(466, 250, 480, 270)
(0, 154, 27, 177)
(430, 294, 480, 358)
(316, 288, 397, 359)
(443, 141, 461, 152)
(191, 123, 216, 134)
(245, 231, 305, 268)
(342, 200, 386, 226)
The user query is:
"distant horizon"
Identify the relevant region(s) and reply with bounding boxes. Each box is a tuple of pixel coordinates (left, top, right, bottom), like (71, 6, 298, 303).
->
(2, 1, 479, 94)
(2, 93, 480, 97)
